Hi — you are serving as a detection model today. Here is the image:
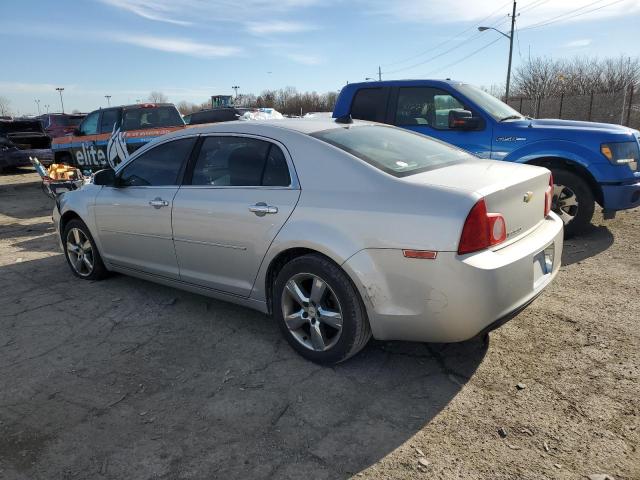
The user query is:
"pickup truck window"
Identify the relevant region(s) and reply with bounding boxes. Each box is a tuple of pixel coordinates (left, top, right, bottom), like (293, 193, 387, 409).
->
(312, 125, 473, 177)
(121, 106, 184, 131)
(99, 109, 120, 134)
(395, 87, 465, 130)
(79, 111, 99, 136)
(455, 83, 522, 121)
(351, 88, 387, 122)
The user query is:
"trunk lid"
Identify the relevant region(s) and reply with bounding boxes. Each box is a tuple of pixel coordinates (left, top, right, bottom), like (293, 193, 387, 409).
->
(405, 160, 551, 242)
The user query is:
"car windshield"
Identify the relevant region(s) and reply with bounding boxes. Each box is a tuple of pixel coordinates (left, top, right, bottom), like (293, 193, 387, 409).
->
(122, 106, 184, 131)
(456, 83, 523, 121)
(312, 124, 474, 177)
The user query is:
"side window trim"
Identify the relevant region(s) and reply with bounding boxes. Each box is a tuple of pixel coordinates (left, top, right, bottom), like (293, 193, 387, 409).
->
(181, 133, 300, 190)
(115, 135, 200, 188)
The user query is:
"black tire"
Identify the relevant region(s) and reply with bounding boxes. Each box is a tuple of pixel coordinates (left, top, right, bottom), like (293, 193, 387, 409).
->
(62, 219, 109, 280)
(551, 169, 595, 237)
(273, 254, 371, 364)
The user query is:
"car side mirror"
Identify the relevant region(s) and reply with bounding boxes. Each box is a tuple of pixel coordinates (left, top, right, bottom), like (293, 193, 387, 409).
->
(448, 109, 482, 130)
(93, 168, 117, 187)
(73, 128, 82, 136)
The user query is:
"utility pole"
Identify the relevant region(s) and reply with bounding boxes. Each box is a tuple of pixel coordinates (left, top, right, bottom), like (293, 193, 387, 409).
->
(35, 99, 41, 115)
(105, 95, 111, 107)
(55, 87, 65, 113)
(505, 0, 517, 102)
(232, 85, 240, 99)
(478, 0, 517, 102)
(378, 66, 382, 81)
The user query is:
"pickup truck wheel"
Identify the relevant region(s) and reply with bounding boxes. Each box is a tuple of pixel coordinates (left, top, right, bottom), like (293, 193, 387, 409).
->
(551, 169, 595, 237)
(273, 254, 371, 365)
(63, 219, 108, 280)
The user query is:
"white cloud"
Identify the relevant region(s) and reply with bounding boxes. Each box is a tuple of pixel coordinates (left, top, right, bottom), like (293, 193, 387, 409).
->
(99, 0, 323, 25)
(110, 34, 242, 58)
(245, 21, 316, 35)
(564, 38, 592, 48)
(284, 53, 323, 65)
(367, 0, 640, 26)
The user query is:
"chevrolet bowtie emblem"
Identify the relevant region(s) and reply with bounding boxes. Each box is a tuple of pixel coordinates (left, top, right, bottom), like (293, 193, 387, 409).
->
(523, 191, 534, 203)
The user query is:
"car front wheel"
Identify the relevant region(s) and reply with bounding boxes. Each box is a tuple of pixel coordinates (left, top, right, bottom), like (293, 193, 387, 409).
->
(63, 219, 108, 280)
(273, 254, 371, 364)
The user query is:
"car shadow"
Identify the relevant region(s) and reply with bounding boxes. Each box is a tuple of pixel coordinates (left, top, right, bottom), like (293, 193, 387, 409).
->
(0, 254, 487, 480)
(561, 223, 614, 266)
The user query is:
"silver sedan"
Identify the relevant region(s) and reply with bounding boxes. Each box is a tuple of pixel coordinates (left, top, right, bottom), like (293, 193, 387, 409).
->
(53, 118, 563, 364)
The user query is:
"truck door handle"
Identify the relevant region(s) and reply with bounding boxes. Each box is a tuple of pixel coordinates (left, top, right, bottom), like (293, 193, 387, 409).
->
(249, 202, 278, 216)
(149, 197, 169, 209)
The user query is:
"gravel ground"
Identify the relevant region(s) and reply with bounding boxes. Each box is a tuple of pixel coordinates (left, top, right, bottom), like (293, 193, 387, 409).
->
(0, 168, 638, 480)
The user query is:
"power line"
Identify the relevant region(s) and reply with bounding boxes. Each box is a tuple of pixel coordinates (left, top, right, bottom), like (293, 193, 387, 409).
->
(520, 0, 623, 30)
(518, 0, 550, 14)
(380, 0, 512, 69)
(381, 15, 510, 76)
(423, 36, 504, 76)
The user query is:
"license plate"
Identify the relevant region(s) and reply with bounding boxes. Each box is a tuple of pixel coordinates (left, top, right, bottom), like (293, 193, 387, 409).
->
(533, 243, 554, 288)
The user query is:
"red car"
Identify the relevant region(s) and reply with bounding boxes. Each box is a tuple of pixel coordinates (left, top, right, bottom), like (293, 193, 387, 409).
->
(38, 113, 86, 139)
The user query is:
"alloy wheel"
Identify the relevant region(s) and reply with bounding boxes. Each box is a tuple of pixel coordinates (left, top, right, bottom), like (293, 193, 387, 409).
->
(552, 184, 579, 225)
(280, 273, 343, 352)
(66, 227, 94, 277)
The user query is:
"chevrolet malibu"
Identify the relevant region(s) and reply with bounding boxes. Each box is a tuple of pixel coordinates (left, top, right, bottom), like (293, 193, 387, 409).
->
(53, 118, 563, 364)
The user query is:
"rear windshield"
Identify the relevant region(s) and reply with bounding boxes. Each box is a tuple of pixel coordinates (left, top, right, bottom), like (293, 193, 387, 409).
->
(121, 106, 184, 131)
(311, 124, 474, 177)
(52, 115, 84, 126)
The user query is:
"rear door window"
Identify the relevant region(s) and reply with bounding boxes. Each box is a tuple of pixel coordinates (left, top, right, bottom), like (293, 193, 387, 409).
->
(350, 88, 388, 122)
(121, 106, 184, 131)
(190, 136, 290, 187)
(99, 109, 120, 133)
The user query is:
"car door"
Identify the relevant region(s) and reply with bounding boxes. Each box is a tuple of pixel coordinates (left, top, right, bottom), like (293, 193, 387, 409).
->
(391, 86, 493, 158)
(96, 108, 122, 169)
(172, 134, 300, 296)
(93, 136, 197, 279)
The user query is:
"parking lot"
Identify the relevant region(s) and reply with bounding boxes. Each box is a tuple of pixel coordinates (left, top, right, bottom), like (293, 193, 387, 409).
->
(0, 168, 638, 479)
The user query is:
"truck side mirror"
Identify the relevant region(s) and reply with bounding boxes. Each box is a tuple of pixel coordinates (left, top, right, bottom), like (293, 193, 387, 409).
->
(73, 128, 82, 136)
(448, 109, 482, 130)
(93, 168, 116, 187)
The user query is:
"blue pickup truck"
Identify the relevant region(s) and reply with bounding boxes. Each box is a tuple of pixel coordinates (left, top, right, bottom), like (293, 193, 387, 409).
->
(333, 80, 640, 235)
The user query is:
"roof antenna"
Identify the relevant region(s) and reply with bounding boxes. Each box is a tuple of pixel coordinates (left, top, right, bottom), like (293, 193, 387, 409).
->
(335, 114, 353, 124)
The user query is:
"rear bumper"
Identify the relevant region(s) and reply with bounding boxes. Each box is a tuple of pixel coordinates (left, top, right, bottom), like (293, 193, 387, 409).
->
(343, 213, 564, 343)
(601, 180, 640, 211)
(0, 148, 53, 169)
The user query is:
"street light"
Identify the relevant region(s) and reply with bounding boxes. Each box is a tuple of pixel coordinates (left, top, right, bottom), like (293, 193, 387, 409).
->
(365, 77, 374, 81)
(35, 99, 41, 115)
(44, 104, 50, 113)
(55, 87, 65, 113)
(478, 1, 517, 102)
(232, 85, 240, 99)
(105, 95, 112, 107)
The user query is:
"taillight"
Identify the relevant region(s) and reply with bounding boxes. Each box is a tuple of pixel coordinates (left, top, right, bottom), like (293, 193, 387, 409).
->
(457, 199, 507, 255)
(544, 173, 553, 217)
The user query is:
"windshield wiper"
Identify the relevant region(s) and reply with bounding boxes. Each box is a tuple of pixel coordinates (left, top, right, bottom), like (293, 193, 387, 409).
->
(499, 115, 523, 122)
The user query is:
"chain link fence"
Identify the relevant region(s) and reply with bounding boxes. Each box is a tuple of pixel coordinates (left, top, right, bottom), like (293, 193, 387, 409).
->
(507, 86, 639, 129)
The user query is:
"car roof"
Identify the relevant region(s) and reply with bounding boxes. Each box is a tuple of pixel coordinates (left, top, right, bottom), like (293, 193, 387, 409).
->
(177, 117, 375, 137)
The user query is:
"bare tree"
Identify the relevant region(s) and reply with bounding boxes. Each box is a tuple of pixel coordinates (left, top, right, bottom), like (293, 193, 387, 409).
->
(148, 91, 169, 103)
(513, 56, 640, 98)
(0, 96, 11, 116)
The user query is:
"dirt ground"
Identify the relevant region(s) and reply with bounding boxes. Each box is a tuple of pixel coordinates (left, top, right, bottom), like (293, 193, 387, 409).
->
(0, 168, 638, 480)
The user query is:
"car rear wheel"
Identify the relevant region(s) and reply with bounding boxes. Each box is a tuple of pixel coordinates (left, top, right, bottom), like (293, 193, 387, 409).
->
(63, 219, 108, 280)
(551, 169, 595, 237)
(273, 254, 371, 364)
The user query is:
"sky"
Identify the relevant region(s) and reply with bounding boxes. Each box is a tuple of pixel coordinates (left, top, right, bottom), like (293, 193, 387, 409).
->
(1, 0, 640, 115)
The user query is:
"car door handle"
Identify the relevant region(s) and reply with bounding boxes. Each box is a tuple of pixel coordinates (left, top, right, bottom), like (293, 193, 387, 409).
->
(249, 202, 278, 216)
(149, 198, 169, 209)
